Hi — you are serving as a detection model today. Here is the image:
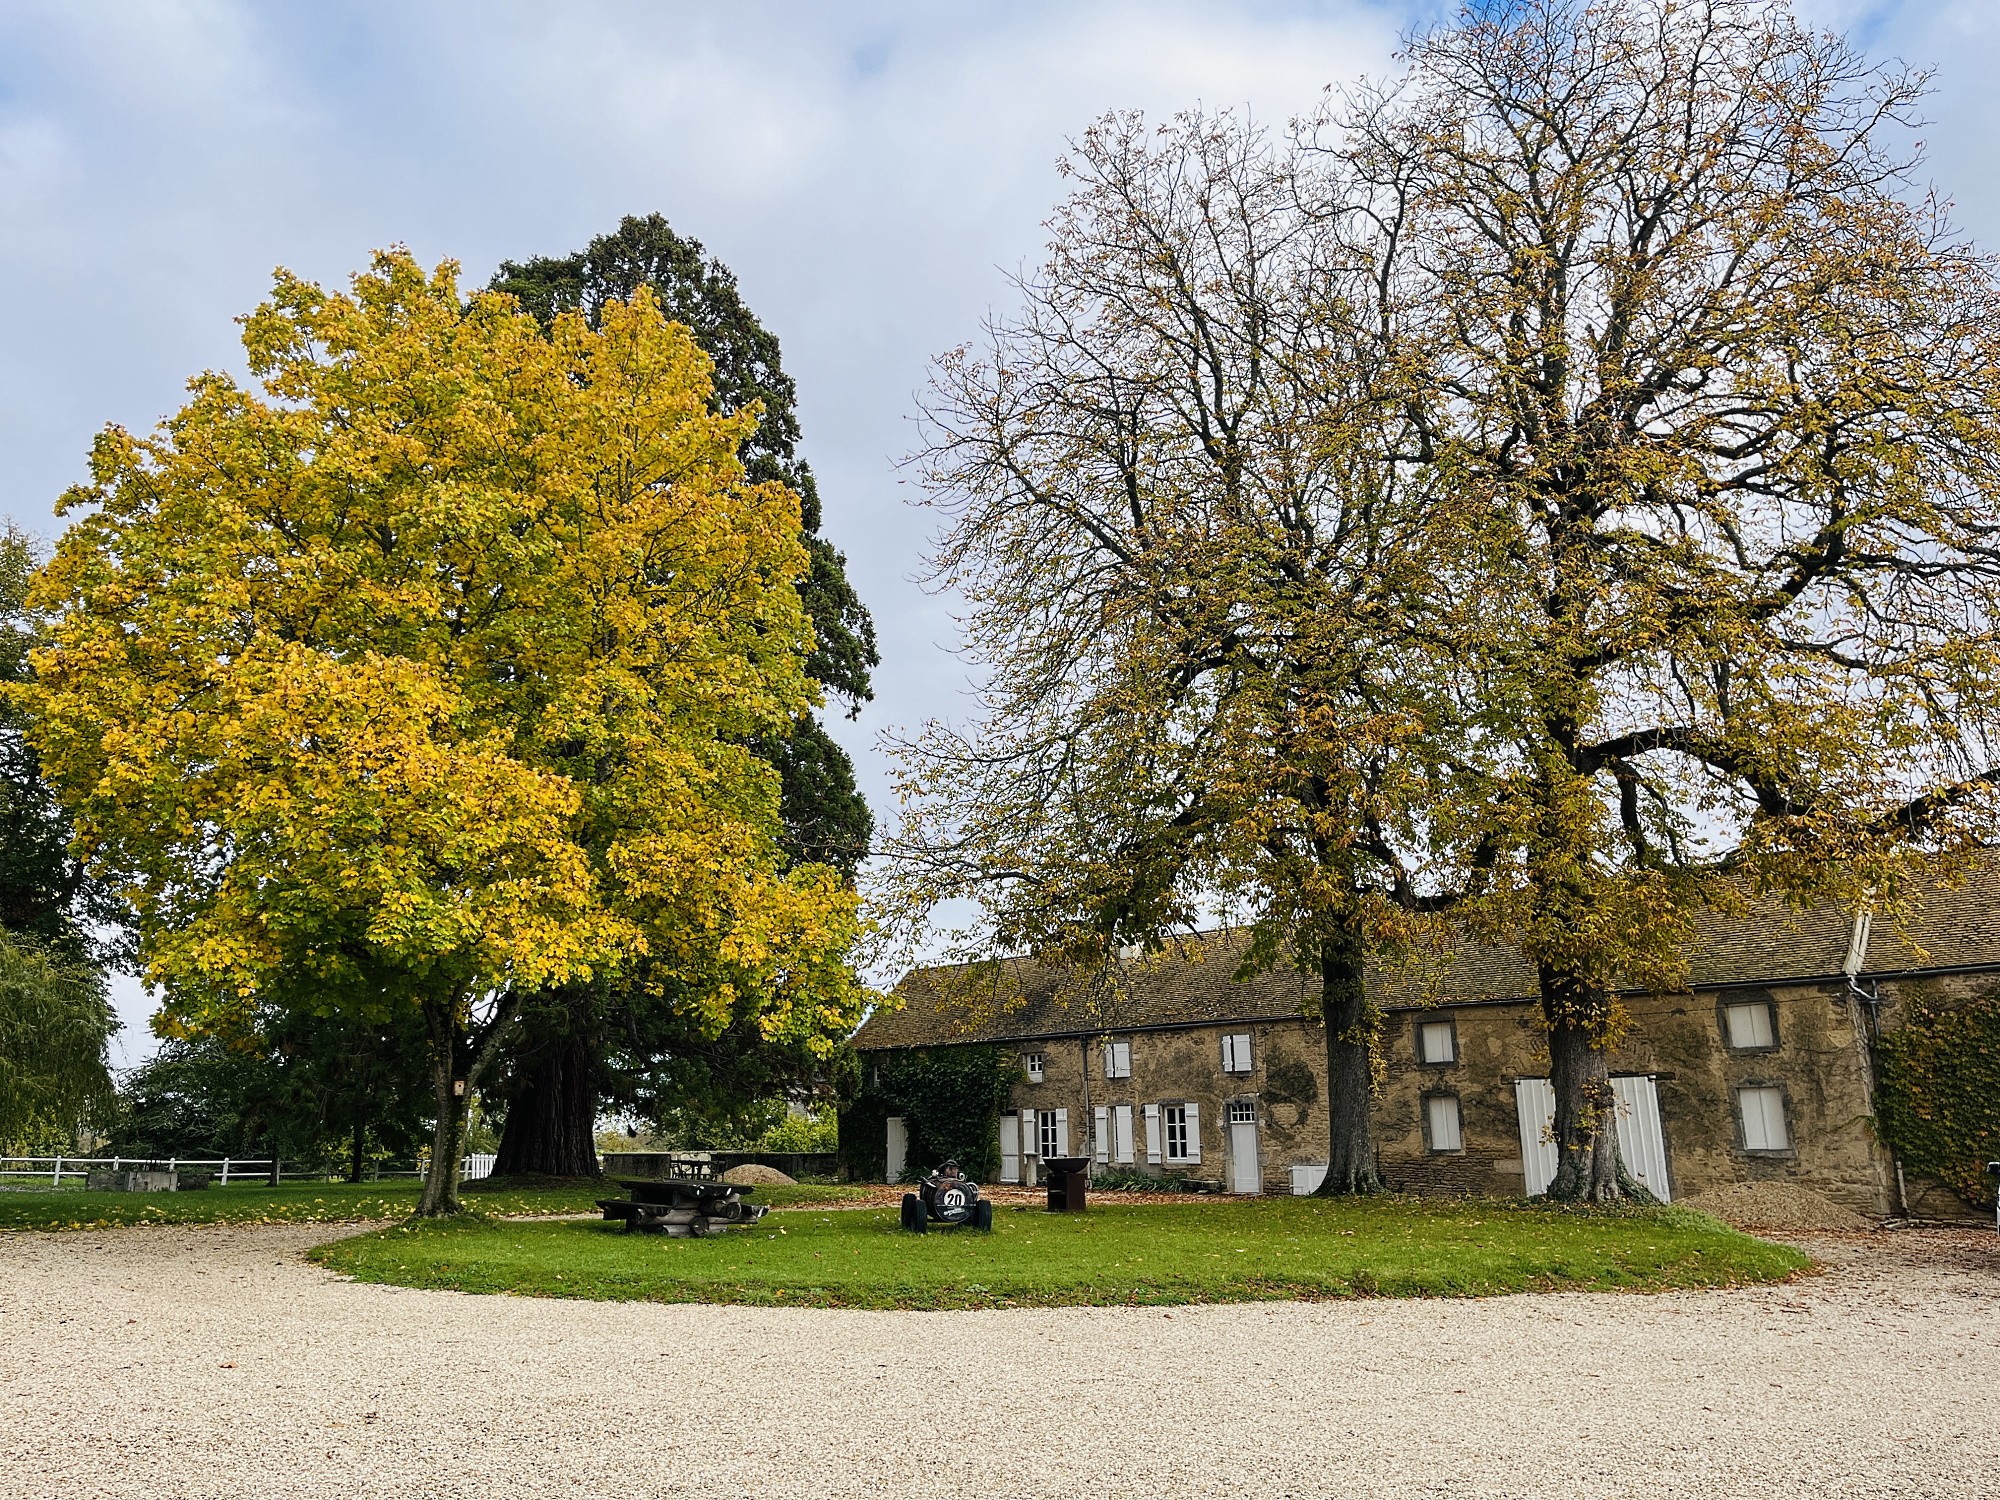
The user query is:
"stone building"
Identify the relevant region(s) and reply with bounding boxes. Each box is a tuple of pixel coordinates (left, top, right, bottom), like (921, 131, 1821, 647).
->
(850, 876, 1999, 1220)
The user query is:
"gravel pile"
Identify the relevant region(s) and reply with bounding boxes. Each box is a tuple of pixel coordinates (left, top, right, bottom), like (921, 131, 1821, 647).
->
(1683, 1182, 1877, 1233)
(2, 1221, 1994, 1499)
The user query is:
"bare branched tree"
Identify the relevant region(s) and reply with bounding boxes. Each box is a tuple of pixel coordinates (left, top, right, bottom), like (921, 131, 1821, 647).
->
(1329, 0, 2000, 1198)
(883, 112, 1485, 1193)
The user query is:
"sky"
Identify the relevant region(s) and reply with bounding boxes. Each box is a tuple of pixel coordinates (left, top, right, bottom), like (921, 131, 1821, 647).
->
(0, 0, 1991, 1063)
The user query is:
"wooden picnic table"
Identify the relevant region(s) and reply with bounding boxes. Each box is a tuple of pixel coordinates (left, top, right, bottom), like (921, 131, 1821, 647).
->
(596, 1176, 770, 1237)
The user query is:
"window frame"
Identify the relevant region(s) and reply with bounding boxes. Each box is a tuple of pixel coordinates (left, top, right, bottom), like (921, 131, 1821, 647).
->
(1421, 1090, 1464, 1154)
(1717, 994, 1780, 1054)
(1414, 1017, 1458, 1067)
(1021, 1051, 1045, 1084)
(1735, 1082, 1794, 1156)
(1163, 1101, 1193, 1163)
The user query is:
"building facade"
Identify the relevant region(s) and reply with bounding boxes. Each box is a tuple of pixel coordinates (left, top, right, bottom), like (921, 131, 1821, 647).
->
(851, 877, 1999, 1220)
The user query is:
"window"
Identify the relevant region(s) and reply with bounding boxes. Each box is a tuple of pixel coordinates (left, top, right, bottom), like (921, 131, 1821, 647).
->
(1416, 1019, 1457, 1065)
(1226, 1099, 1256, 1125)
(1721, 999, 1777, 1051)
(1162, 1101, 1201, 1163)
(1221, 1032, 1253, 1074)
(1424, 1093, 1463, 1152)
(1738, 1085, 1791, 1152)
(1038, 1108, 1064, 1158)
(1022, 1051, 1044, 1083)
(1103, 1039, 1131, 1079)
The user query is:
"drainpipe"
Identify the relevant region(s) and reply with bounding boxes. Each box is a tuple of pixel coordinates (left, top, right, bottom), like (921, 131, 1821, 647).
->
(1841, 903, 1906, 1219)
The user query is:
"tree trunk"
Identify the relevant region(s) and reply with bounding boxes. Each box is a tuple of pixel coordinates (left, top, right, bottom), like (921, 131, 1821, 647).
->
(1540, 966, 1632, 1203)
(348, 1117, 365, 1184)
(416, 1000, 468, 1217)
(494, 1024, 602, 1179)
(1314, 915, 1383, 1195)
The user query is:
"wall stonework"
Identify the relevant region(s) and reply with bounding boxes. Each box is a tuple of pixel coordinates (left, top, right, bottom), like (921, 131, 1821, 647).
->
(982, 979, 1957, 1216)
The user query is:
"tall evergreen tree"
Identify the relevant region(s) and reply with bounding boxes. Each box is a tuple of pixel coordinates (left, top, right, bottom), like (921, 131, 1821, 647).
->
(486, 217, 879, 1175)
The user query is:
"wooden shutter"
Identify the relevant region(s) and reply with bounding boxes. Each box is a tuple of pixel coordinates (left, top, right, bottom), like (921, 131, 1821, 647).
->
(1143, 1103, 1162, 1164)
(1020, 1107, 1037, 1156)
(1053, 1107, 1070, 1157)
(998, 1113, 1021, 1183)
(1094, 1106, 1109, 1163)
(1183, 1101, 1202, 1162)
(1113, 1103, 1135, 1163)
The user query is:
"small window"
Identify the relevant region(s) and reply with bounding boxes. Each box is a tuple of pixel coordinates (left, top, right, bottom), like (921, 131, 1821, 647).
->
(1103, 1039, 1131, 1079)
(1022, 1051, 1044, 1083)
(1738, 1085, 1791, 1152)
(1721, 1000, 1777, 1051)
(1424, 1093, 1463, 1153)
(1221, 1032, 1254, 1074)
(1416, 1020, 1456, 1065)
(1226, 1098, 1256, 1125)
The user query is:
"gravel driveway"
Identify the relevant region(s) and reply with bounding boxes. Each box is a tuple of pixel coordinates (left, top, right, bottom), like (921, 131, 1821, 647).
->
(1, 1221, 1994, 1499)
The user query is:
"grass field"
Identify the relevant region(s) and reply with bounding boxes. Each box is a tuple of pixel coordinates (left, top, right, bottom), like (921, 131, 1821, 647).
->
(0, 1177, 874, 1232)
(310, 1195, 1808, 1310)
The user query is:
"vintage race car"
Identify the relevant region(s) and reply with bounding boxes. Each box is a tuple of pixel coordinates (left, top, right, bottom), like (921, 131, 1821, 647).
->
(900, 1159, 994, 1233)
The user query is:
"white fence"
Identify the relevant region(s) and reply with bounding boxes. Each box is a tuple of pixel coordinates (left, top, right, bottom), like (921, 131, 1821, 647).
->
(1, 1154, 499, 1186)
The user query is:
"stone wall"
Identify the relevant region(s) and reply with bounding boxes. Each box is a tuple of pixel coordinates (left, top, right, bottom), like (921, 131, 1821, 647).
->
(977, 972, 1985, 1218)
(1004, 1022, 1325, 1192)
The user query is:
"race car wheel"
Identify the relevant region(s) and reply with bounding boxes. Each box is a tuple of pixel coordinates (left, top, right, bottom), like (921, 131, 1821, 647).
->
(901, 1192, 928, 1233)
(972, 1200, 994, 1232)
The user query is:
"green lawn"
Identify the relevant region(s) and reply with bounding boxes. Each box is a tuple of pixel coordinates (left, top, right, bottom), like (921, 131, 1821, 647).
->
(0, 1177, 873, 1232)
(310, 1196, 1807, 1310)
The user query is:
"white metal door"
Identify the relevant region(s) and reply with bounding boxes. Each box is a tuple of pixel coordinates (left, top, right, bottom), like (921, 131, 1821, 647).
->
(885, 1115, 908, 1183)
(1514, 1078, 1558, 1197)
(1611, 1075, 1671, 1203)
(998, 1112, 1020, 1183)
(1515, 1076, 1671, 1201)
(1228, 1123, 1261, 1193)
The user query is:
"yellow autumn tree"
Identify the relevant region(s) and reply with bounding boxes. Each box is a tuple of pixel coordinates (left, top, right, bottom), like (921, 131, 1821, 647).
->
(23, 250, 868, 1214)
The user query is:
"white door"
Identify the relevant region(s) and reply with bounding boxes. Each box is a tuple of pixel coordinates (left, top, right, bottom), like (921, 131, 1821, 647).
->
(998, 1112, 1020, 1184)
(1611, 1075, 1672, 1203)
(1514, 1076, 1671, 1201)
(885, 1115, 908, 1183)
(1514, 1078, 1558, 1197)
(1228, 1124, 1260, 1193)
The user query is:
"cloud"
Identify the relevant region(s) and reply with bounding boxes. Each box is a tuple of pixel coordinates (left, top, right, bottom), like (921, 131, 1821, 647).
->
(11, 0, 1997, 1049)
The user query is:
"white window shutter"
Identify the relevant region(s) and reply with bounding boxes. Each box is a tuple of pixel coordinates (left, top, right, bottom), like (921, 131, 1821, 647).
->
(1053, 1108, 1070, 1157)
(1220, 1034, 1234, 1071)
(1183, 1101, 1202, 1163)
(1094, 1106, 1109, 1163)
(1114, 1103, 1135, 1164)
(1020, 1108, 1037, 1156)
(1104, 1042, 1115, 1078)
(1143, 1103, 1162, 1164)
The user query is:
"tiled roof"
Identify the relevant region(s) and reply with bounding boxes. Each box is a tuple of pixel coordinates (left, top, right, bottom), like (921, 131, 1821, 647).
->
(854, 866, 2000, 1051)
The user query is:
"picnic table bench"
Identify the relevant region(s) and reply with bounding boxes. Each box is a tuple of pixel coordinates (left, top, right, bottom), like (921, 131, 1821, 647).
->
(596, 1175, 770, 1237)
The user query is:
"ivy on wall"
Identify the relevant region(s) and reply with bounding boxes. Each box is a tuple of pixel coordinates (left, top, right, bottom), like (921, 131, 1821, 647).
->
(1875, 983, 2000, 1209)
(838, 1045, 1017, 1184)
